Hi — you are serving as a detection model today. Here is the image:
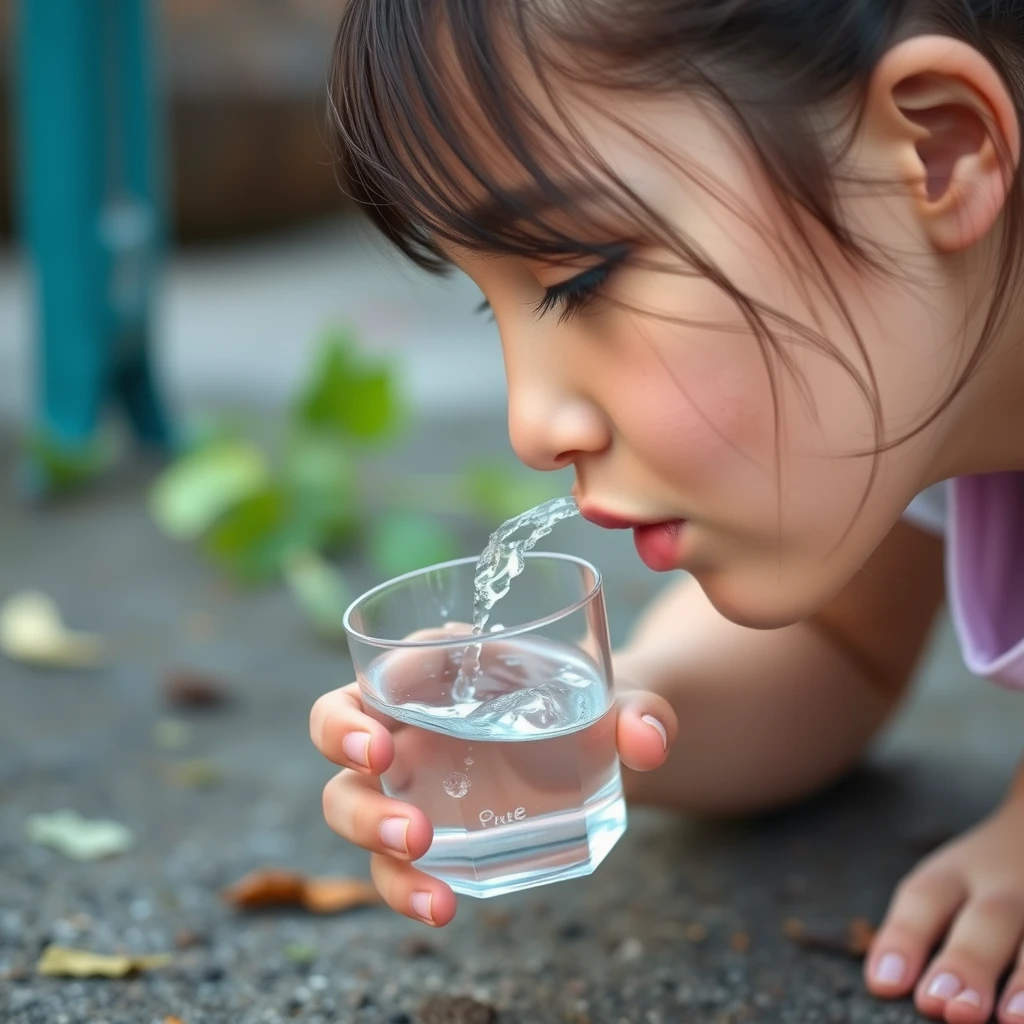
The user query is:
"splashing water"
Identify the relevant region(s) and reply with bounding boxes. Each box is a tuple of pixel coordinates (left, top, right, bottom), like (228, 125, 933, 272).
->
(451, 495, 580, 703)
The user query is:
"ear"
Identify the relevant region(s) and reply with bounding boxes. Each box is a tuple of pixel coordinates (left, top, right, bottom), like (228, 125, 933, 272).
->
(864, 35, 1020, 252)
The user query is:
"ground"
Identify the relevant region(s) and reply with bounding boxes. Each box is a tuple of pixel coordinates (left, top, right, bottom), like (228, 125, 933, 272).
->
(1, 414, 1022, 1024)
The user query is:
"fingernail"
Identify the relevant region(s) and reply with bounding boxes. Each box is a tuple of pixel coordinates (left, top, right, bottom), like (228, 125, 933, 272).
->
(379, 817, 409, 854)
(641, 714, 668, 750)
(342, 731, 371, 767)
(952, 989, 981, 1008)
(1007, 992, 1024, 1017)
(927, 972, 962, 1000)
(411, 891, 433, 924)
(873, 953, 906, 986)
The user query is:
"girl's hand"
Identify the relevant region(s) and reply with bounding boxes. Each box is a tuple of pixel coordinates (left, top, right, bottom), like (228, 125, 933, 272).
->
(865, 786, 1024, 1024)
(309, 655, 676, 927)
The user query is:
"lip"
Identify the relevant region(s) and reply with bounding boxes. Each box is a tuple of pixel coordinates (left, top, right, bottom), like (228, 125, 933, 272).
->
(579, 507, 667, 530)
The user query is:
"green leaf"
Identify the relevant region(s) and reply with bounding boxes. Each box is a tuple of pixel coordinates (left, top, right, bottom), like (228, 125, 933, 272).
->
(285, 432, 359, 547)
(367, 512, 460, 578)
(461, 462, 564, 525)
(202, 486, 326, 583)
(149, 441, 269, 541)
(294, 328, 400, 441)
(283, 550, 350, 636)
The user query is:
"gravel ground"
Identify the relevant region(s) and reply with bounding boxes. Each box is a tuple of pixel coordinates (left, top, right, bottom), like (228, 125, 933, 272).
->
(1, 416, 1022, 1024)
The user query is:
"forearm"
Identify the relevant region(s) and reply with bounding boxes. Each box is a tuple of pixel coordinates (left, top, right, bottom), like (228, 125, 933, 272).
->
(613, 575, 903, 816)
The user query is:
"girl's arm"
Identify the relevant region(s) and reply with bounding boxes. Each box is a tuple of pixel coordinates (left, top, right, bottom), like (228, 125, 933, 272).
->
(615, 520, 945, 816)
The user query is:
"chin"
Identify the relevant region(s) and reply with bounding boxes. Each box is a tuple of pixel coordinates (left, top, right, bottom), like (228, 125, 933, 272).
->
(693, 568, 827, 631)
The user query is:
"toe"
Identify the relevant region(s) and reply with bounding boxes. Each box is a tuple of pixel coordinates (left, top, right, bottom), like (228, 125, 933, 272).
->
(867, 869, 968, 1001)
(917, 894, 1024, 1024)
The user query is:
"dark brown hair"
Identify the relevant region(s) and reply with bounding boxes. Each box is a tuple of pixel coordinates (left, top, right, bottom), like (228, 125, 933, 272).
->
(327, 0, 1024, 474)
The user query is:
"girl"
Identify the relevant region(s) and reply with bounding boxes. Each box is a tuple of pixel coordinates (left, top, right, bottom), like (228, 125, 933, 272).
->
(309, 3, 1024, 1022)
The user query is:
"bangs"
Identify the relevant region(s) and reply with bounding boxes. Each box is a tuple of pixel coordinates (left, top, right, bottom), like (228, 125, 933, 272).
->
(328, 0, 631, 272)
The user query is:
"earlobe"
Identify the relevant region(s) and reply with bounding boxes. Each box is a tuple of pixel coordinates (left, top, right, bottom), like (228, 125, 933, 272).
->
(865, 35, 1021, 253)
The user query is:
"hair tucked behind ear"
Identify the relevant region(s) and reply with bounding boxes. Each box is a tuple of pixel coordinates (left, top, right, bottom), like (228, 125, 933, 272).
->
(327, 0, 1024, 514)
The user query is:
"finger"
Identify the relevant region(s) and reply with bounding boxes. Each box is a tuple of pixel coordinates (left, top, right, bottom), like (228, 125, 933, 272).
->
(916, 892, 1024, 1024)
(371, 852, 457, 927)
(866, 868, 968, 1000)
(615, 689, 677, 771)
(310, 683, 395, 774)
(322, 769, 434, 861)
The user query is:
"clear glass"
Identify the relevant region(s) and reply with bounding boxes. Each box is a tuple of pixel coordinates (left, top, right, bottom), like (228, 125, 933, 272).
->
(343, 553, 627, 898)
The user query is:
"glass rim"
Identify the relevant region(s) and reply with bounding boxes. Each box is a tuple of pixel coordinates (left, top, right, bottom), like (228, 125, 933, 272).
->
(342, 551, 603, 650)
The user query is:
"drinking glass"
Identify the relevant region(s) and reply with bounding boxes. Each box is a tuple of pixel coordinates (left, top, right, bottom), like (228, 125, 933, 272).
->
(343, 552, 626, 898)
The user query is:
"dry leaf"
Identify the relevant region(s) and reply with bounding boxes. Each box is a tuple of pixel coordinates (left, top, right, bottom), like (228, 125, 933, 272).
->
(222, 869, 381, 914)
(166, 1017, 187, 1024)
(0, 591, 105, 668)
(163, 669, 232, 709)
(26, 810, 134, 861)
(783, 916, 876, 959)
(419, 994, 497, 1024)
(37, 945, 171, 978)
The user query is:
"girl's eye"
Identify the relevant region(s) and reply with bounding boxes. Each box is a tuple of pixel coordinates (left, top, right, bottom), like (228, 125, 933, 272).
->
(535, 248, 628, 323)
(473, 245, 629, 324)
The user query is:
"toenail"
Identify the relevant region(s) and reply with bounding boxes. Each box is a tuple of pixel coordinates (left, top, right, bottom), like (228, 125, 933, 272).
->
(927, 972, 962, 1000)
(1007, 992, 1024, 1017)
(952, 989, 981, 1008)
(874, 953, 906, 986)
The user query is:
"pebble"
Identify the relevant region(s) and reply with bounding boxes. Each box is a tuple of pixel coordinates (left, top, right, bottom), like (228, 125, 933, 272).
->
(617, 937, 644, 962)
(307, 974, 328, 992)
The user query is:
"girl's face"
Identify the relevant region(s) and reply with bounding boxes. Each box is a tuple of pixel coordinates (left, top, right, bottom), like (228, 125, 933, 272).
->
(450, 91, 991, 628)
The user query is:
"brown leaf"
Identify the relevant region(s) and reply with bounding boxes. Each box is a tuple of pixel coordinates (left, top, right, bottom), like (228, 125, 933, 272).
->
(163, 669, 232, 709)
(418, 994, 497, 1024)
(166, 1017, 187, 1024)
(222, 869, 380, 914)
(302, 878, 381, 914)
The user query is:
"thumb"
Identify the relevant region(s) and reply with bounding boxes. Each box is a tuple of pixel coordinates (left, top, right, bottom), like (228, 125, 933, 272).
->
(615, 690, 676, 772)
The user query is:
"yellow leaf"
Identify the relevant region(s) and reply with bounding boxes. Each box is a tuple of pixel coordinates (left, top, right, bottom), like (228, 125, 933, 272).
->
(36, 946, 172, 978)
(0, 591, 105, 668)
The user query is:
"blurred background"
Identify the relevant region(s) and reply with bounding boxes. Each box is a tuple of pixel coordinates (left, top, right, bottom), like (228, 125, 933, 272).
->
(1, 6, 1018, 1024)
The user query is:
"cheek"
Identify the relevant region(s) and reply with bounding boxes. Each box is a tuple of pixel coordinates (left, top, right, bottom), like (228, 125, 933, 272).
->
(607, 312, 778, 486)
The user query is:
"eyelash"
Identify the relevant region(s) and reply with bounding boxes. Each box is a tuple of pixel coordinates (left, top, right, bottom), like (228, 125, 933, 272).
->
(475, 250, 627, 324)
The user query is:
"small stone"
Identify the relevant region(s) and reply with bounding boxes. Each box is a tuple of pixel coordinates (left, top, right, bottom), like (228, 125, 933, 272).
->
(753, 992, 773, 1009)
(174, 929, 206, 949)
(617, 937, 644, 962)
(565, 978, 586, 997)
(292, 986, 311, 1004)
(481, 909, 513, 929)
(130, 900, 152, 921)
(398, 936, 437, 958)
(387, 1013, 412, 1024)
(203, 965, 226, 983)
(685, 923, 708, 943)
(730, 931, 751, 953)
(558, 921, 589, 941)
(162, 669, 233, 709)
(348, 992, 372, 1009)
(308, 974, 329, 992)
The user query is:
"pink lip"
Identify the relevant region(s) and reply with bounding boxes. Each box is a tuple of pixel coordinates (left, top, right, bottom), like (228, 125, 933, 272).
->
(633, 522, 686, 572)
(579, 506, 687, 571)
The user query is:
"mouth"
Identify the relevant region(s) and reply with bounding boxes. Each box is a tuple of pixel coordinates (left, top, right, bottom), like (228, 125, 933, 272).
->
(580, 506, 687, 572)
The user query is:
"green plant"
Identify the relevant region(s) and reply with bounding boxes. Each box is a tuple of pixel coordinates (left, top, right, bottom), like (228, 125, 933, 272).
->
(149, 326, 560, 634)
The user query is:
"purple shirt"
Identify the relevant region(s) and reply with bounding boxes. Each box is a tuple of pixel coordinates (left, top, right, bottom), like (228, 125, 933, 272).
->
(905, 475, 1024, 690)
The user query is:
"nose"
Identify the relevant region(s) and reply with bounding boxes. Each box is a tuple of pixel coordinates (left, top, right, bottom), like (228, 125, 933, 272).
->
(507, 384, 611, 472)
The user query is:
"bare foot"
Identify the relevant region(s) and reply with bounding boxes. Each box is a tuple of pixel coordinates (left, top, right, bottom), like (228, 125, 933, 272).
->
(865, 795, 1024, 1023)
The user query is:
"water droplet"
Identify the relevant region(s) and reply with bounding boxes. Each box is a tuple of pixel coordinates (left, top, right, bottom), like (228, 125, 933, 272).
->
(443, 772, 471, 798)
(463, 757, 474, 766)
